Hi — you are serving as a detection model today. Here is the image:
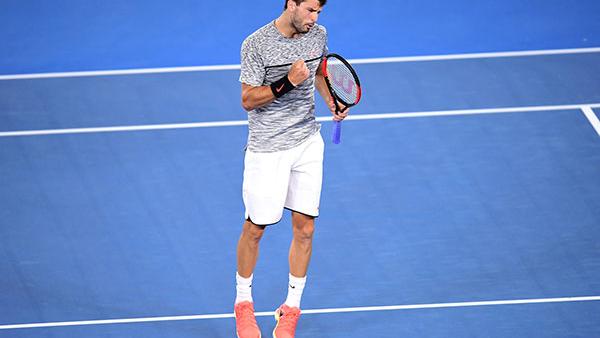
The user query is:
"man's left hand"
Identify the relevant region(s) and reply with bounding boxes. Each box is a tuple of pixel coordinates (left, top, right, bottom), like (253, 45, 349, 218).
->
(328, 96, 349, 121)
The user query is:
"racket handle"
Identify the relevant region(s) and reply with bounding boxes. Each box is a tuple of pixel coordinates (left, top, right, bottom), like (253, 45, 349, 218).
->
(332, 120, 342, 144)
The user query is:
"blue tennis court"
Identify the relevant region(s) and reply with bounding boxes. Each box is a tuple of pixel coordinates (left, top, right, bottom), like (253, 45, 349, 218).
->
(1, 1, 600, 337)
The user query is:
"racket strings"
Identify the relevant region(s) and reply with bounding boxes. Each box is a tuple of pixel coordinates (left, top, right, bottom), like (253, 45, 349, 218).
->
(326, 58, 359, 104)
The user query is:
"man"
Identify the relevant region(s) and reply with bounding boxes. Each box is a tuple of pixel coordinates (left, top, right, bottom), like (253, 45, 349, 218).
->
(235, 0, 347, 337)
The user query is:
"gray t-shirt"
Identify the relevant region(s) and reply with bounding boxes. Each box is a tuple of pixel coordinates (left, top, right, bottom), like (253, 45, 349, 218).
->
(239, 21, 328, 152)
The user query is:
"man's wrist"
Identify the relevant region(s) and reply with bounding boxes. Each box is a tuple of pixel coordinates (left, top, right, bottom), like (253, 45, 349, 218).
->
(270, 75, 296, 98)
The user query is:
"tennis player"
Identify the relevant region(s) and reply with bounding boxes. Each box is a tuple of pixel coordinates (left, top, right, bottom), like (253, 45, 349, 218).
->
(234, 1, 347, 337)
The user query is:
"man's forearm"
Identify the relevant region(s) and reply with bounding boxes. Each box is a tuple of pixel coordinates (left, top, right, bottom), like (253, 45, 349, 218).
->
(315, 74, 332, 105)
(241, 85, 276, 111)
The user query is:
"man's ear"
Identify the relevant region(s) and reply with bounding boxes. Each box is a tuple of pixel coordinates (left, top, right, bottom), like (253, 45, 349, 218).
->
(287, 0, 297, 11)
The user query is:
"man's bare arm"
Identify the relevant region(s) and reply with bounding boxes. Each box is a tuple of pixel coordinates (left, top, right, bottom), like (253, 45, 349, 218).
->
(241, 60, 310, 111)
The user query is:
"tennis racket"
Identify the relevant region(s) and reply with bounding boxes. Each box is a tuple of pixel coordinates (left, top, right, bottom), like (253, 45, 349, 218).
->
(321, 53, 362, 144)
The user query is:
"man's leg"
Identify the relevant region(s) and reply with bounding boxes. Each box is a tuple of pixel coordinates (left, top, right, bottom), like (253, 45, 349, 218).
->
(275, 133, 323, 337)
(289, 212, 315, 278)
(273, 212, 314, 338)
(237, 219, 266, 279)
(235, 219, 265, 338)
(286, 211, 314, 308)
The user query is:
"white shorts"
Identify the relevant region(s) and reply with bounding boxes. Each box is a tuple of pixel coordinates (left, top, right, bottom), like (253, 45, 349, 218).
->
(243, 132, 324, 225)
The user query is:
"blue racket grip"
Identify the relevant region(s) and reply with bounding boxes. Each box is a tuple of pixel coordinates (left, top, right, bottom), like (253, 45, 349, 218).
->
(332, 120, 342, 144)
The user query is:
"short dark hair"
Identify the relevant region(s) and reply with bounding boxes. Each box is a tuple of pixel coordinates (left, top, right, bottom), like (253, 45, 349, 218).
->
(284, 0, 327, 10)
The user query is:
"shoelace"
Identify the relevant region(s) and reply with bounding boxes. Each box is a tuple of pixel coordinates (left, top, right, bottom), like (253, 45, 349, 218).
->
(237, 305, 258, 327)
(278, 309, 300, 330)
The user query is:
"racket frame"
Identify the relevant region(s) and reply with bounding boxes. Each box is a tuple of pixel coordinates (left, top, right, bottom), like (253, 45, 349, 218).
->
(321, 53, 362, 144)
(321, 53, 362, 114)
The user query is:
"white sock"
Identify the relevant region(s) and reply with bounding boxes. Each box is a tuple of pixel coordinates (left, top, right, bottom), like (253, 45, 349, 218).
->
(284, 273, 306, 308)
(235, 272, 253, 304)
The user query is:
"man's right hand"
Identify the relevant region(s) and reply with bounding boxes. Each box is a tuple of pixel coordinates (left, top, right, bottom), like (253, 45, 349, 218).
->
(288, 60, 310, 86)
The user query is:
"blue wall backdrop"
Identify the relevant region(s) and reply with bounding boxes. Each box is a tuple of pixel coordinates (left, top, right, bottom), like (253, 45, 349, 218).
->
(1, 0, 600, 74)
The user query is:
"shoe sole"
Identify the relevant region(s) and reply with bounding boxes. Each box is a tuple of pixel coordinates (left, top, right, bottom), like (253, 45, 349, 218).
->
(272, 310, 281, 338)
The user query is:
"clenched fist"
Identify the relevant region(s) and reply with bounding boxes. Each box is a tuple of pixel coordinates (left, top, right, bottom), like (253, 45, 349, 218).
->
(288, 60, 310, 86)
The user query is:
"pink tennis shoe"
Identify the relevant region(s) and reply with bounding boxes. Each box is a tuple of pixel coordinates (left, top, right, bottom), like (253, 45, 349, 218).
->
(235, 301, 261, 338)
(273, 304, 301, 338)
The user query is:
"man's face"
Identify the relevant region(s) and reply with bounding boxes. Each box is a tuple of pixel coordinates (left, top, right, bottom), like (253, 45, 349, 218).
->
(289, 0, 322, 34)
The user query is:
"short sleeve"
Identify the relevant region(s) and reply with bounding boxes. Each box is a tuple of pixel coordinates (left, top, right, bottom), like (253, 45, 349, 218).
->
(239, 37, 265, 86)
(321, 26, 329, 57)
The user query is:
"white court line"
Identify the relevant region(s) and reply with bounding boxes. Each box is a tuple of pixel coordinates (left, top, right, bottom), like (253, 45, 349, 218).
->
(1, 47, 599, 80)
(0, 120, 249, 137)
(342, 103, 600, 121)
(0, 64, 241, 80)
(2, 103, 600, 138)
(1, 295, 599, 330)
(348, 47, 600, 65)
(581, 106, 600, 137)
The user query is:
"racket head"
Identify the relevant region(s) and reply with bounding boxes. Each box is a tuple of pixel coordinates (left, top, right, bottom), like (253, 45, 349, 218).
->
(321, 53, 362, 109)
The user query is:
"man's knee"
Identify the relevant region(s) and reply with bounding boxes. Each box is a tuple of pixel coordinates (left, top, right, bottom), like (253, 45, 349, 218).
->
(243, 219, 266, 243)
(292, 213, 315, 241)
